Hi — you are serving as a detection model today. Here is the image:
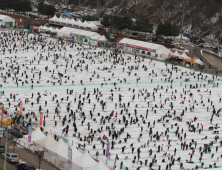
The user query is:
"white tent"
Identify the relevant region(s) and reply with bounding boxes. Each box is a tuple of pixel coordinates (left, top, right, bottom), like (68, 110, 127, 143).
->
(156, 47, 171, 59)
(49, 15, 58, 22)
(54, 28, 60, 33)
(59, 145, 82, 159)
(57, 27, 71, 37)
(57, 17, 64, 23)
(181, 52, 191, 60)
(35, 133, 57, 148)
(118, 38, 131, 45)
(24, 127, 45, 142)
(135, 41, 147, 47)
(72, 152, 97, 169)
(85, 161, 109, 170)
(0, 14, 15, 27)
(194, 58, 204, 65)
(90, 34, 107, 42)
(46, 138, 68, 154)
(61, 18, 68, 24)
(87, 22, 98, 30)
(100, 35, 108, 42)
(172, 50, 182, 58)
(76, 20, 84, 27)
(48, 27, 55, 32)
(127, 39, 139, 46)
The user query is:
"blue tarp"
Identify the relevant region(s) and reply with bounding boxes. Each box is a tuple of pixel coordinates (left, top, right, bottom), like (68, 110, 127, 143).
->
(63, 13, 72, 17)
(72, 14, 82, 18)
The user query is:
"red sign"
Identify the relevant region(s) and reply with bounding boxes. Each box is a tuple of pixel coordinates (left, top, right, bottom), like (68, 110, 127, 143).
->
(97, 38, 99, 46)
(39, 113, 43, 125)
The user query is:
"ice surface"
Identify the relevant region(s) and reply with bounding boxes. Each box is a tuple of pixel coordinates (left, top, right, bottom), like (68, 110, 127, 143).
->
(0, 31, 222, 170)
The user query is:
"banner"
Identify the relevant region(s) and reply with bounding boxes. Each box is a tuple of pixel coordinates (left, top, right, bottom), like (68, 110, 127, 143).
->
(19, 101, 23, 115)
(97, 38, 99, 46)
(67, 147, 72, 169)
(39, 112, 43, 125)
(70, 33, 72, 39)
(106, 143, 110, 157)
(28, 125, 32, 142)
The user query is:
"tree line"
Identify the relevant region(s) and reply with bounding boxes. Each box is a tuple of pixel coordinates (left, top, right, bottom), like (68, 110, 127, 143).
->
(0, 0, 56, 17)
(37, 0, 56, 17)
(0, 0, 32, 12)
(101, 15, 153, 34)
(100, 15, 179, 36)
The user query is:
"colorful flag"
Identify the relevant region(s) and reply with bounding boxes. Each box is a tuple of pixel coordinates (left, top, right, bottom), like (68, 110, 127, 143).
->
(106, 143, 110, 157)
(68, 147, 72, 169)
(168, 53, 171, 59)
(28, 125, 32, 142)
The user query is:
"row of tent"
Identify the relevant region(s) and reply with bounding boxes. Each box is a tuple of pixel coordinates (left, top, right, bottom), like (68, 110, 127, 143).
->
(38, 26, 108, 42)
(22, 127, 110, 170)
(39, 26, 60, 33)
(118, 38, 171, 59)
(57, 27, 108, 42)
(49, 15, 99, 31)
(118, 38, 204, 65)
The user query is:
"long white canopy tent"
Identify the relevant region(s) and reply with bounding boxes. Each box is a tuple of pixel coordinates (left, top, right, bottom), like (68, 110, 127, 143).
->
(49, 15, 99, 30)
(56, 27, 108, 45)
(118, 38, 171, 60)
(72, 152, 97, 169)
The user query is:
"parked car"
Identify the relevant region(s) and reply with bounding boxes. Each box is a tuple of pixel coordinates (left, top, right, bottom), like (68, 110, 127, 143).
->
(1, 153, 19, 163)
(131, 32, 138, 36)
(0, 144, 5, 153)
(138, 34, 146, 39)
(17, 163, 36, 170)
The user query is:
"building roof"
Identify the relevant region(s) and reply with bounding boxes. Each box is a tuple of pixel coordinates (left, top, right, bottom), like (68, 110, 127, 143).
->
(0, 14, 9, 20)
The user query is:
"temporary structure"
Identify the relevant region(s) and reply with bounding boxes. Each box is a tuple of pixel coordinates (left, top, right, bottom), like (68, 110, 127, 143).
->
(181, 52, 191, 60)
(156, 48, 171, 59)
(0, 114, 11, 126)
(87, 22, 98, 30)
(85, 161, 109, 170)
(171, 50, 181, 58)
(194, 58, 204, 65)
(72, 152, 97, 169)
(24, 127, 45, 142)
(46, 138, 68, 154)
(35, 133, 57, 148)
(59, 145, 82, 159)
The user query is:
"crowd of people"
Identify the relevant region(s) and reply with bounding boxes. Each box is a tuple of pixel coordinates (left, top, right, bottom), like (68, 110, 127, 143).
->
(0, 30, 222, 170)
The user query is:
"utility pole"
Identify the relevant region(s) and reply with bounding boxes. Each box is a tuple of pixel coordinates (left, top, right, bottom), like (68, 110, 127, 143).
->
(79, 0, 80, 10)
(3, 123, 8, 170)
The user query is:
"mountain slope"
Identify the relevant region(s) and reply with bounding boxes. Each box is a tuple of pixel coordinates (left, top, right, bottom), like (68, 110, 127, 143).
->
(68, 0, 222, 38)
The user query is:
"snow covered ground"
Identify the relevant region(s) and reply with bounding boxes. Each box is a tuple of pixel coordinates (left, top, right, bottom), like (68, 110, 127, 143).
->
(1, 31, 222, 170)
